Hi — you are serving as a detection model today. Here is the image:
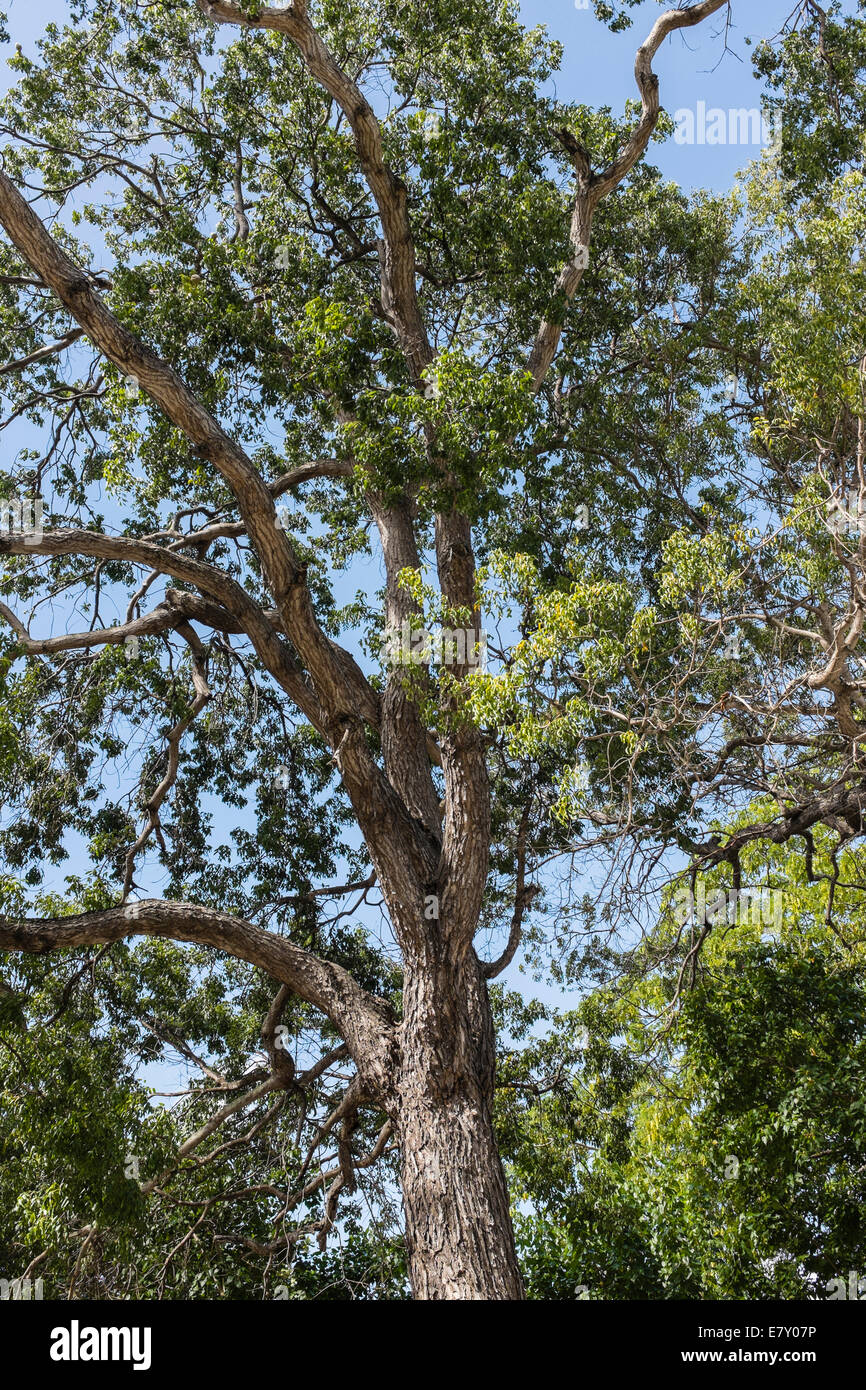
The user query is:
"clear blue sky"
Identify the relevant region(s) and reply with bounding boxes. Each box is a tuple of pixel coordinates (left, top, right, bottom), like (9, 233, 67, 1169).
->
(1, 1, 850, 196)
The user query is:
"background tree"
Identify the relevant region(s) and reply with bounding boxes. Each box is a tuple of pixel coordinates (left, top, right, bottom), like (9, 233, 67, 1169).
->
(501, 835, 866, 1300)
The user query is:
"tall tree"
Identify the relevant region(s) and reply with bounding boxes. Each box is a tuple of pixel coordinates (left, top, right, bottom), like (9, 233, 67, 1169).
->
(5, 0, 855, 1301)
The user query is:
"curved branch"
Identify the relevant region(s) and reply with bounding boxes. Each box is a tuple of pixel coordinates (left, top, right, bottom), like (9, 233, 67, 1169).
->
(480, 802, 536, 979)
(121, 620, 210, 898)
(167, 457, 356, 551)
(0, 526, 329, 731)
(0, 328, 83, 375)
(0, 898, 395, 1089)
(527, 0, 729, 388)
(271, 457, 355, 498)
(0, 589, 213, 655)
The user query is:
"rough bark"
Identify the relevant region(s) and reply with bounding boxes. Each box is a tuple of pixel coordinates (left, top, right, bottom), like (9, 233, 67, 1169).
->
(394, 944, 524, 1300)
(397, 1087, 523, 1300)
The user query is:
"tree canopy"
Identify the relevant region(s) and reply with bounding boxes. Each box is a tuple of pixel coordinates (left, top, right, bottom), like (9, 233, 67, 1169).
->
(1, 0, 866, 1301)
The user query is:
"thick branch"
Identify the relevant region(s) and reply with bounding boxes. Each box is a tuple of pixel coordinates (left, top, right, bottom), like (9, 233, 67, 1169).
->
(0, 167, 379, 731)
(370, 494, 441, 843)
(197, 0, 432, 382)
(0, 899, 395, 1091)
(430, 506, 491, 947)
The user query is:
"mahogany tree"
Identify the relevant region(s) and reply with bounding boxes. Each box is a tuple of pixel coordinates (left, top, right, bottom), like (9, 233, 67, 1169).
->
(1, 0, 824, 1300)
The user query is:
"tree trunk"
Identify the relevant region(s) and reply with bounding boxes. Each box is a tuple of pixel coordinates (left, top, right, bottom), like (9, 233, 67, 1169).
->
(394, 945, 524, 1300)
(397, 1085, 524, 1299)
